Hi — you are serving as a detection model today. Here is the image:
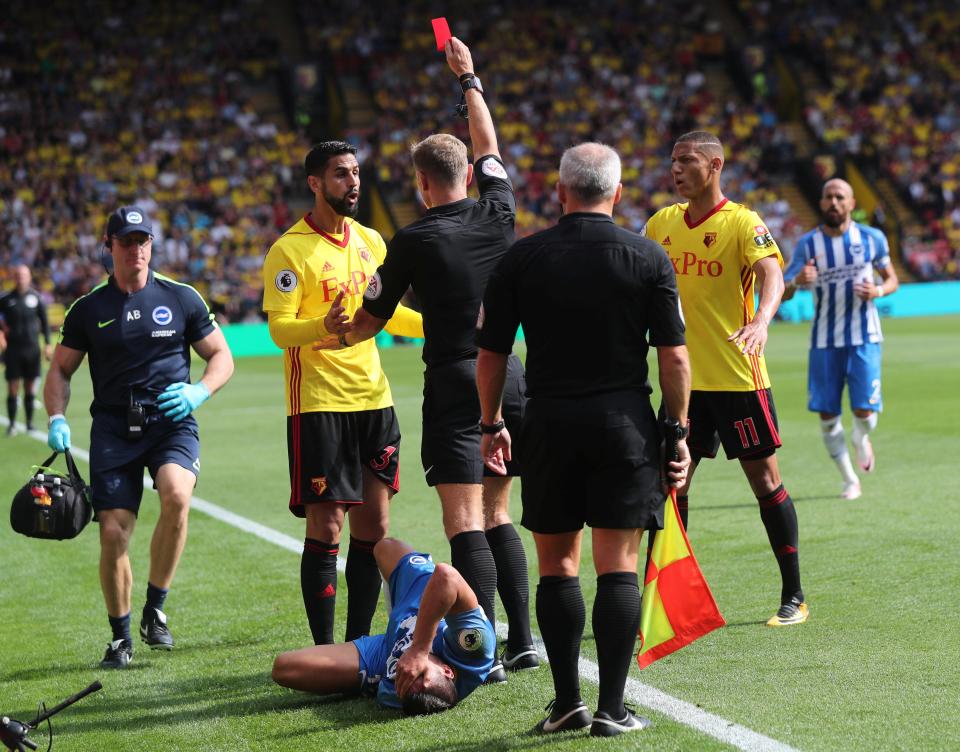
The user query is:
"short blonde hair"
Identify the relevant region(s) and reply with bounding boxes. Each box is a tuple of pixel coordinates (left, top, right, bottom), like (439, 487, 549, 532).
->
(411, 134, 469, 187)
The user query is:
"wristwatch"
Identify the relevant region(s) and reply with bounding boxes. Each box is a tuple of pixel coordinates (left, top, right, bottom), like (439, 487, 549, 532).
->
(662, 418, 689, 442)
(459, 73, 484, 94)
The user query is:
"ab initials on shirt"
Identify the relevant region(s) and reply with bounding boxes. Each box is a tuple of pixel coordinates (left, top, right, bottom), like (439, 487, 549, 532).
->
(127, 310, 141, 321)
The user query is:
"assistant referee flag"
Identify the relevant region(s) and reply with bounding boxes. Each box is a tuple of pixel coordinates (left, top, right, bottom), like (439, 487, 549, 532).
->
(638, 489, 725, 668)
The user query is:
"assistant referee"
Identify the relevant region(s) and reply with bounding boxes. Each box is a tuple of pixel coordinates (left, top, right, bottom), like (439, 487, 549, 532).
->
(476, 143, 691, 737)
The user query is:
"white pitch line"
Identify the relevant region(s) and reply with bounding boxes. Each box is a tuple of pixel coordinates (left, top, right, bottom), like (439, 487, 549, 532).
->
(6, 417, 795, 751)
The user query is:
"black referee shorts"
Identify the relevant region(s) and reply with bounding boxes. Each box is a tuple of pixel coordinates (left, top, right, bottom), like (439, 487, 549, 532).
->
(421, 354, 525, 486)
(3, 345, 41, 381)
(520, 390, 664, 534)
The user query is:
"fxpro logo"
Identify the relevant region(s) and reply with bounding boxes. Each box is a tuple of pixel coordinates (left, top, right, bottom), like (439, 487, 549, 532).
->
(669, 251, 723, 277)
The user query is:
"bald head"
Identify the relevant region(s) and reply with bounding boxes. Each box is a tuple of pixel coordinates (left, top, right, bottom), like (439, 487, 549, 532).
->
(820, 178, 856, 230)
(558, 143, 622, 210)
(13, 264, 31, 292)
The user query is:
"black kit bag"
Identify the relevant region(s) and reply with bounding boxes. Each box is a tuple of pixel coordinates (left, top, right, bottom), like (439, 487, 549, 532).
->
(10, 450, 93, 540)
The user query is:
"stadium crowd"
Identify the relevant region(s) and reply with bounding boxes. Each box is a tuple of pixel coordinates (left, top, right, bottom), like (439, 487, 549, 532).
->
(738, 0, 960, 279)
(298, 0, 806, 251)
(0, 0, 310, 319)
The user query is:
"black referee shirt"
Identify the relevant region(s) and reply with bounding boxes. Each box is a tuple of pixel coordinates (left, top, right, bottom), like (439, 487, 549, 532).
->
(362, 154, 515, 367)
(60, 271, 216, 411)
(0, 287, 49, 350)
(478, 212, 685, 399)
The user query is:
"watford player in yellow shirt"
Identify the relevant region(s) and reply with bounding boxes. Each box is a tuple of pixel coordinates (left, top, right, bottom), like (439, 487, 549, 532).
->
(262, 141, 423, 645)
(644, 131, 808, 626)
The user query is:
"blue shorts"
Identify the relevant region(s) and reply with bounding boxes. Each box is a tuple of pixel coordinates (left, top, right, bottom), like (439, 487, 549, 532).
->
(808, 343, 882, 416)
(89, 411, 200, 515)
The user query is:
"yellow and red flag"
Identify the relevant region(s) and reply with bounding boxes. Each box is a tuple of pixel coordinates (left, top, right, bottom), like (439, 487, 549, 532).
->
(637, 489, 725, 668)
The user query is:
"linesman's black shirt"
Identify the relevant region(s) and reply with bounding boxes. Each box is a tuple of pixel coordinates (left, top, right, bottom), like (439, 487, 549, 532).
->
(0, 287, 50, 350)
(478, 213, 685, 399)
(362, 154, 515, 367)
(60, 271, 216, 411)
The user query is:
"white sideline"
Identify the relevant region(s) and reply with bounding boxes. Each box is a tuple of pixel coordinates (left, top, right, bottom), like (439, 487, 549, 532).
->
(6, 418, 796, 752)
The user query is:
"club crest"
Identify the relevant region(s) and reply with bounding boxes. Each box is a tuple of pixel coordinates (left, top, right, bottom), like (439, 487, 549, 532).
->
(703, 232, 717, 248)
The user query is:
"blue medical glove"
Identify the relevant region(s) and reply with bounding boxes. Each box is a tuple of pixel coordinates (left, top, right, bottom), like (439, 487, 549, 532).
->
(48, 417, 71, 451)
(157, 382, 210, 422)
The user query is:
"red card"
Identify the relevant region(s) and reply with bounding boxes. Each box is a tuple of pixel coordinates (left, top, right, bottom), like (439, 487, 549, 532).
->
(432, 17, 452, 51)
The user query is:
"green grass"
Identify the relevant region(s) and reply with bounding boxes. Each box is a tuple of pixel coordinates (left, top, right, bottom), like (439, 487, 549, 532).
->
(1, 315, 959, 751)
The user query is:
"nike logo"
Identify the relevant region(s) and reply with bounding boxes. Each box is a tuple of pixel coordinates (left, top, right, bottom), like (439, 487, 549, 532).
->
(541, 705, 591, 733)
(98, 319, 116, 328)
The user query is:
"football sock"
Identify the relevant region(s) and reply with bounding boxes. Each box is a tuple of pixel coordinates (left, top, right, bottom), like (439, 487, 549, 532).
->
(757, 485, 803, 604)
(450, 530, 498, 629)
(109, 613, 132, 643)
(593, 572, 641, 719)
(344, 536, 380, 641)
(23, 394, 34, 428)
(537, 576, 585, 710)
(144, 582, 168, 614)
(820, 417, 858, 484)
(851, 413, 878, 455)
(486, 523, 532, 651)
(301, 537, 340, 645)
(6, 396, 16, 425)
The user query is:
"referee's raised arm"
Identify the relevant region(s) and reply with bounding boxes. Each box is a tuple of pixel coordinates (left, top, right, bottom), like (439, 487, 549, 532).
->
(444, 37, 499, 161)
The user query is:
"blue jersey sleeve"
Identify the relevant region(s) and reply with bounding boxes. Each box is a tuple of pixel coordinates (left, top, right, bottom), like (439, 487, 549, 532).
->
(784, 235, 812, 283)
(433, 606, 496, 702)
(178, 284, 216, 344)
(59, 298, 90, 352)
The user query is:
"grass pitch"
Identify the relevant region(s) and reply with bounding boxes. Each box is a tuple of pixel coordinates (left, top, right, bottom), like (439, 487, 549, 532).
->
(1, 315, 958, 751)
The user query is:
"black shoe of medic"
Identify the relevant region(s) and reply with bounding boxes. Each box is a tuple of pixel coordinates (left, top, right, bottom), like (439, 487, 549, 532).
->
(100, 639, 133, 669)
(140, 607, 175, 649)
(590, 705, 652, 737)
(483, 659, 508, 685)
(533, 699, 593, 734)
(501, 645, 540, 671)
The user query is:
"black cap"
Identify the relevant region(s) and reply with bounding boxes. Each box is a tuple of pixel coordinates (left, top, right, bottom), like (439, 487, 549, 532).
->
(106, 206, 153, 237)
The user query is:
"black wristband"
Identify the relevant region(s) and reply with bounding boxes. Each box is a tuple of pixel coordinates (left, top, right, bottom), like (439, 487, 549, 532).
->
(338, 333, 350, 348)
(479, 419, 505, 434)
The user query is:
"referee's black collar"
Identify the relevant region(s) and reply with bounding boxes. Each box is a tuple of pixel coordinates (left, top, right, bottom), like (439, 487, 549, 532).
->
(559, 211, 615, 224)
(425, 197, 476, 216)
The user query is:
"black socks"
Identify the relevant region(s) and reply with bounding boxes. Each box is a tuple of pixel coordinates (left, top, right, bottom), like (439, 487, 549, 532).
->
(301, 537, 340, 644)
(486, 523, 532, 651)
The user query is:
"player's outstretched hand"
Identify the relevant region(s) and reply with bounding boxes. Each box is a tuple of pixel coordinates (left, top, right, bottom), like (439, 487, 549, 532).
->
(727, 318, 769, 357)
(158, 382, 210, 422)
(323, 290, 353, 336)
(312, 335, 341, 351)
(445, 37, 474, 77)
(395, 646, 431, 699)
(481, 426, 512, 475)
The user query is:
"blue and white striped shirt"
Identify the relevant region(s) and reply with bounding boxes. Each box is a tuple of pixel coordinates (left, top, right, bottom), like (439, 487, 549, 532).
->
(785, 223, 891, 349)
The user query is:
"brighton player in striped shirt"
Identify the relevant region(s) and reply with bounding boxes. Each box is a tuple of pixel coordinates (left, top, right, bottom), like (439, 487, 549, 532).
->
(262, 141, 423, 646)
(643, 131, 807, 627)
(782, 178, 899, 500)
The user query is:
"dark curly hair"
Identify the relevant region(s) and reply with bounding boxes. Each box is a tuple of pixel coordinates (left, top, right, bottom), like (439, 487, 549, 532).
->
(304, 140, 357, 177)
(400, 675, 459, 716)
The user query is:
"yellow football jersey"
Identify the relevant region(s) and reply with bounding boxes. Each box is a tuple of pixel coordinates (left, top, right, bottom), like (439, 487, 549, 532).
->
(644, 199, 783, 391)
(263, 215, 393, 414)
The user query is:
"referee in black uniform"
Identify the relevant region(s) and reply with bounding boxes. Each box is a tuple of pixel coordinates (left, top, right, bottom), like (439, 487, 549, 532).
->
(476, 143, 692, 737)
(0, 264, 51, 435)
(324, 37, 536, 680)
(43, 206, 234, 669)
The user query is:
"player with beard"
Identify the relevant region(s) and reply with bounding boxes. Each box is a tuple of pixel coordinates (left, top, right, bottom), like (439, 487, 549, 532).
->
(262, 141, 424, 646)
(783, 178, 898, 500)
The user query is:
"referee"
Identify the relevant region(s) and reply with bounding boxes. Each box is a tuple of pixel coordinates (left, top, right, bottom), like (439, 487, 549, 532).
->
(476, 143, 691, 737)
(1, 264, 51, 435)
(327, 37, 536, 680)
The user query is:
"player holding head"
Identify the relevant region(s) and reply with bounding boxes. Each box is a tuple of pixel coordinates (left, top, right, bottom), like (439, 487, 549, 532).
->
(643, 130, 808, 627)
(261, 141, 423, 647)
(316, 37, 537, 681)
(782, 178, 899, 499)
(272, 537, 496, 715)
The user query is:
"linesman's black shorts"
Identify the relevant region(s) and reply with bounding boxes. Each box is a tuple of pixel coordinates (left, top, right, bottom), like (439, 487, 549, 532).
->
(89, 410, 200, 516)
(687, 388, 782, 461)
(421, 354, 525, 486)
(3, 345, 41, 381)
(286, 407, 401, 518)
(520, 390, 663, 534)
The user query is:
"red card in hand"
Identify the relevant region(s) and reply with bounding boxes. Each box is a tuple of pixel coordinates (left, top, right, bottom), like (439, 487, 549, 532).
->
(432, 17, 452, 51)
